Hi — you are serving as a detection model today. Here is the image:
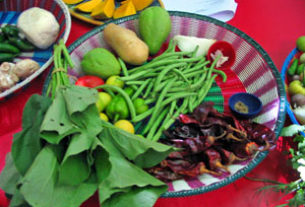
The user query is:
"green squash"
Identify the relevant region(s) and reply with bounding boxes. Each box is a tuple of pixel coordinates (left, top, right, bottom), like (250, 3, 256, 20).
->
(139, 6, 171, 55)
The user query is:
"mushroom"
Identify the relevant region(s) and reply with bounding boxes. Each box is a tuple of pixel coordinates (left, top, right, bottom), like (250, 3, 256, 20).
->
(12, 59, 40, 79)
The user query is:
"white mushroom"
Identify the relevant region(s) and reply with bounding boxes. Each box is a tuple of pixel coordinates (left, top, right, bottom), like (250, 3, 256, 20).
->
(17, 7, 60, 49)
(12, 59, 40, 79)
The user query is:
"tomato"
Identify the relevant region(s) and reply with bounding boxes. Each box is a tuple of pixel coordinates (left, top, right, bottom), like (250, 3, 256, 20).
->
(75, 75, 104, 90)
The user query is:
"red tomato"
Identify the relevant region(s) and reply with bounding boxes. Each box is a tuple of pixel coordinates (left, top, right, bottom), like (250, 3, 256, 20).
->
(75, 75, 104, 90)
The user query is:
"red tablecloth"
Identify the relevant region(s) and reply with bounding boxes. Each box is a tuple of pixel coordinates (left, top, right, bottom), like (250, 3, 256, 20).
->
(1, 0, 305, 206)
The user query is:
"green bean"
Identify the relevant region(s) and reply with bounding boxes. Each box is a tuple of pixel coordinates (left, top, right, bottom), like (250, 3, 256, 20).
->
(168, 71, 207, 92)
(142, 79, 176, 134)
(60, 39, 74, 68)
(143, 79, 154, 98)
(172, 68, 190, 85)
(120, 70, 151, 81)
(212, 69, 227, 82)
(183, 60, 209, 74)
(207, 55, 221, 79)
(125, 80, 146, 85)
(119, 58, 129, 77)
(194, 75, 217, 106)
(146, 107, 169, 140)
(153, 62, 187, 92)
(151, 99, 188, 141)
(161, 92, 197, 106)
(131, 79, 150, 100)
(103, 88, 115, 97)
(95, 84, 136, 120)
(150, 51, 192, 63)
(128, 56, 201, 74)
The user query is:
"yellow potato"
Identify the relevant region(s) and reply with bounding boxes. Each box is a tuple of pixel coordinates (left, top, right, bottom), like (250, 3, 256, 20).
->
(103, 23, 149, 65)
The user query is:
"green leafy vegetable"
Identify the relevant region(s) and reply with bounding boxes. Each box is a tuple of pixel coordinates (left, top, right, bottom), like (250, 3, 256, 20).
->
(11, 94, 52, 175)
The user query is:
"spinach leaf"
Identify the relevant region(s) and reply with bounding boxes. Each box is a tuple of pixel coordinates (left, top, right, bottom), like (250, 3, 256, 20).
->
(97, 130, 168, 207)
(11, 94, 52, 175)
(100, 120, 176, 168)
(58, 153, 90, 186)
(40, 89, 79, 145)
(0, 153, 21, 195)
(102, 186, 167, 207)
(20, 145, 97, 207)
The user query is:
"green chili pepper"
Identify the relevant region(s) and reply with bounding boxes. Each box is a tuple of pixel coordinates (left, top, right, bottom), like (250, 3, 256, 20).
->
(133, 98, 149, 115)
(0, 43, 20, 54)
(0, 53, 17, 63)
(8, 37, 35, 52)
(288, 59, 299, 76)
(297, 63, 305, 75)
(1, 25, 19, 38)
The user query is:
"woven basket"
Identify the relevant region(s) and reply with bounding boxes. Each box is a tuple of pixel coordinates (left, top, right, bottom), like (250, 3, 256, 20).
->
(43, 12, 286, 197)
(281, 48, 305, 136)
(0, 0, 71, 99)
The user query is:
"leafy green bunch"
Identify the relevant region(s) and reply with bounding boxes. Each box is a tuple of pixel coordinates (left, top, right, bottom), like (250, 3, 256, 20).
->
(264, 125, 305, 207)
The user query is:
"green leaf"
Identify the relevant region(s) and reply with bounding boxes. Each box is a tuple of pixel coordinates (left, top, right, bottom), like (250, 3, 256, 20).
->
(0, 153, 21, 195)
(62, 85, 98, 116)
(102, 186, 167, 207)
(20, 145, 59, 206)
(280, 125, 305, 137)
(9, 189, 30, 207)
(100, 120, 176, 168)
(20, 145, 97, 207)
(58, 153, 90, 186)
(11, 94, 52, 175)
(97, 133, 167, 206)
(40, 89, 79, 144)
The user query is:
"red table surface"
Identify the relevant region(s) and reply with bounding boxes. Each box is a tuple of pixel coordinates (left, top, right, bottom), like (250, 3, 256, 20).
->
(1, 0, 305, 206)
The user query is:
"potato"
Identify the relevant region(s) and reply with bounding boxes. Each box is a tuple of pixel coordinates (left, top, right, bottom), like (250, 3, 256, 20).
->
(103, 23, 149, 65)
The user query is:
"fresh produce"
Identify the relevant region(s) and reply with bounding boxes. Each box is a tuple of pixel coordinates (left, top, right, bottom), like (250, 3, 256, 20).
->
(291, 94, 305, 107)
(133, 0, 154, 11)
(173, 35, 216, 57)
(139, 6, 171, 55)
(119, 39, 227, 141)
(105, 86, 134, 121)
(91, 0, 115, 19)
(288, 80, 305, 96)
(103, 23, 149, 65)
(0, 59, 40, 92)
(63, 0, 83, 4)
(105, 75, 124, 88)
(0, 24, 36, 64)
(96, 92, 112, 112)
(293, 105, 305, 124)
(0, 40, 175, 207)
(75, 75, 105, 88)
(148, 102, 276, 181)
(113, 0, 136, 19)
(99, 112, 109, 121)
(76, 0, 101, 13)
(133, 98, 149, 114)
(114, 119, 135, 134)
(81, 48, 121, 79)
(17, 7, 59, 49)
(297, 36, 305, 52)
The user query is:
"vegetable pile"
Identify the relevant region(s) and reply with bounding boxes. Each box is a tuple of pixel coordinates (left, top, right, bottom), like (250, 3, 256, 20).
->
(148, 102, 276, 181)
(0, 41, 176, 207)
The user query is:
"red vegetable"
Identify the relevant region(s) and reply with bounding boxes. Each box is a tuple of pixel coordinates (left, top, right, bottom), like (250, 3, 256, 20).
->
(75, 75, 104, 90)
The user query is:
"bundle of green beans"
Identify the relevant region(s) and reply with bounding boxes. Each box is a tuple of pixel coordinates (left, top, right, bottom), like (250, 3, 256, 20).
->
(119, 40, 227, 141)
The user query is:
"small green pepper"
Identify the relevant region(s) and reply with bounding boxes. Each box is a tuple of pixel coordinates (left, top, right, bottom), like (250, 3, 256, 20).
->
(106, 87, 134, 122)
(288, 59, 299, 76)
(0, 53, 17, 63)
(297, 63, 305, 75)
(133, 98, 149, 115)
(8, 37, 35, 52)
(1, 25, 19, 38)
(0, 43, 20, 54)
